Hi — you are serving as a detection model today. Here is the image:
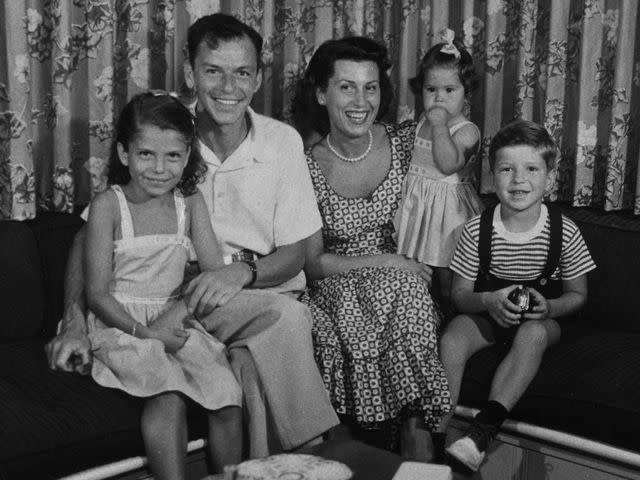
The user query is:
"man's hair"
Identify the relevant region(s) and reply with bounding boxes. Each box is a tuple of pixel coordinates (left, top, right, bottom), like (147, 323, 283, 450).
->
(187, 13, 263, 70)
(291, 36, 393, 140)
(488, 119, 557, 171)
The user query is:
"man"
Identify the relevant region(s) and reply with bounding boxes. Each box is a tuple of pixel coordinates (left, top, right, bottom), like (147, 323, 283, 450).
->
(46, 13, 338, 458)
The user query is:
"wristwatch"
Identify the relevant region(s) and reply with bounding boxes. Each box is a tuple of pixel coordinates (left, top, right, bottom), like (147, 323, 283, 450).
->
(242, 259, 257, 287)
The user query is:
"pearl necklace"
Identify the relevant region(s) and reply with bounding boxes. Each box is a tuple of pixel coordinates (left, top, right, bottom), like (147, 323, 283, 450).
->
(326, 129, 373, 163)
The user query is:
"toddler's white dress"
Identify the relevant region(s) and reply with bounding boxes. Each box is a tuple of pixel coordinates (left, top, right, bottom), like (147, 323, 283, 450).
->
(88, 185, 241, 410)
(394, 118, 483, 267)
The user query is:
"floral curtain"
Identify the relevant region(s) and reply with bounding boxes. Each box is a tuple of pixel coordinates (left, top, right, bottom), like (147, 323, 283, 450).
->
(1, 0, 639, 220)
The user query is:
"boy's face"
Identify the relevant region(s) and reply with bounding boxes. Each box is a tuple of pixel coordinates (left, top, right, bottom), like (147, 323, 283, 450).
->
(185, 35, 262, 131)
(492, 145, 554, 215)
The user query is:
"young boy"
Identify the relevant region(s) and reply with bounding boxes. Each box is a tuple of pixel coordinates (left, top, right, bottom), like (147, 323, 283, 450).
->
(440, 120, 595, 471)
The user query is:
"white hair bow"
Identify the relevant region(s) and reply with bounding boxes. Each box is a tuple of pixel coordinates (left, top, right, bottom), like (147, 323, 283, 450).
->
(439, 28, 461, 59)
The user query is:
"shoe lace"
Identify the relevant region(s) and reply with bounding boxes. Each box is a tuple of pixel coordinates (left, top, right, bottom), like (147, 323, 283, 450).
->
(467, 420, 498, 452)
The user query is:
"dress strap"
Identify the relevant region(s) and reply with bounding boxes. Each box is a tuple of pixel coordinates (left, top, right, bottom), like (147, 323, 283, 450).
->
(415, 116, 426, 137)
(477, 205, 495, 280)
(449, 120, 480, 138)
(538, 204, 563, 282)
(174, 190, 187, 236)
(111, 185, 135, 239)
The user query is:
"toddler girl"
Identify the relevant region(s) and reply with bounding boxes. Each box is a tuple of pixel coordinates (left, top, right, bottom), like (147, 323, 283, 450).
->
(85, 92, 242, 480)
(395, 29, 484, 313)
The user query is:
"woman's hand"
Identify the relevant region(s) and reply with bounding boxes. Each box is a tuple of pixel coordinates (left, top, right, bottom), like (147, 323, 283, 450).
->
(523, 288, 550, 321)
(483, 285, 522, 328)
(380, 254, 433, 286)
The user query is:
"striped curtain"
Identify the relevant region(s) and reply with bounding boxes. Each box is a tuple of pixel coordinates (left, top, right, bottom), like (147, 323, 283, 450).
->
(1, 0, 639, 220)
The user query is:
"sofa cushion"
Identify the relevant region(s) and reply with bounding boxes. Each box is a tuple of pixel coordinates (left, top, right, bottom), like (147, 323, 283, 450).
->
(0, 221, 44, 342)
(458, 327, 640, 452)
(0, 340, 207, 478)
(26, 212, 85, 339)
(563, 208, 640, 333)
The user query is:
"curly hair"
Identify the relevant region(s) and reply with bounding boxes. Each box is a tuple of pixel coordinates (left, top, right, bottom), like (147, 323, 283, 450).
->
(107, 92, 206, 196)
(292, 36, 394, 141)
(409, 37, 479, 97)
(488, 119, 557, 171)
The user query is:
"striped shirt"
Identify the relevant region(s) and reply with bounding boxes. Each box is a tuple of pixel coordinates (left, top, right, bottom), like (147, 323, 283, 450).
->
(450, 204, 596, 282)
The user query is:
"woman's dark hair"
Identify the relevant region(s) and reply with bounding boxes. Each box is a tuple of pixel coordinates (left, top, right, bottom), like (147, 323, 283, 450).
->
(292, 36, 394, 140)
(409, 38, 478, 97)
(488, 119, 557, 171)
(187, 13, 263, 71)
(108, 92, 206, 196)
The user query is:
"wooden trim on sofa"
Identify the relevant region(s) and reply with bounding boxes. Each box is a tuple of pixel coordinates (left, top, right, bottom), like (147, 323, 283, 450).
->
(455, 406, 640, 471)
(58, 439, 207, 480)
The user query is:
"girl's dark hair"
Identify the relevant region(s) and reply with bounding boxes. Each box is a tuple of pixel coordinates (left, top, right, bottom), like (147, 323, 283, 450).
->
(409, 38, 478, 96)
(488, 119, 557, 171)
(108, 92, 206, 196)
(292, 36, 394, 140)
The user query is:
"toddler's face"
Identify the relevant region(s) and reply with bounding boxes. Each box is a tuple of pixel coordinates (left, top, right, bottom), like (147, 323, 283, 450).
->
(117, 124, 189, 201)
(492, 145, 554, 215)
(422, 67, 465, 120)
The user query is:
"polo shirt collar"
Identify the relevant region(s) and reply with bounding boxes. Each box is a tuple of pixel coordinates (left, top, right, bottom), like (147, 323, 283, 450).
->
(192, 104, 266, 168)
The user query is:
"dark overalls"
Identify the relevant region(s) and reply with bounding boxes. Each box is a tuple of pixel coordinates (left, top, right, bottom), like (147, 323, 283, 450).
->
(474, 205, 564, 348)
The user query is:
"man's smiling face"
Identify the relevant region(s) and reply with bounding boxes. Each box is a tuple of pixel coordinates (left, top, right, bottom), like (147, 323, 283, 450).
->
(187, 35, 262, 129)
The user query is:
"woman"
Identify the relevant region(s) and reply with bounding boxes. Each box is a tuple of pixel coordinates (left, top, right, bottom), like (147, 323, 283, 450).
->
(293, 37, 451, 461)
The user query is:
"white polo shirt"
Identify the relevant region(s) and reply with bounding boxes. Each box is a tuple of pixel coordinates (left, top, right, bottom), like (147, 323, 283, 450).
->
(197, 107, 322, 293)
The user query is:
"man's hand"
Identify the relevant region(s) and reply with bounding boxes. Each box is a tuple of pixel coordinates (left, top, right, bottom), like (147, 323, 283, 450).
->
(483, 285, 522, 328)
(183, 263, 249, 318)
(380, 254, 433, 287)
(523, 288, 550, 321)
(45, 328, 92, 374)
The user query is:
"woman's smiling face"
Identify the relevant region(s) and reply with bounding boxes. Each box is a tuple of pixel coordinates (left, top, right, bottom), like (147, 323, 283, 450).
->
(316, 59, 381, 140)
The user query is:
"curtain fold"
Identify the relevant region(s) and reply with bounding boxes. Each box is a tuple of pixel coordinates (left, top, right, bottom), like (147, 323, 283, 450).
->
(1, 0, 639, 220)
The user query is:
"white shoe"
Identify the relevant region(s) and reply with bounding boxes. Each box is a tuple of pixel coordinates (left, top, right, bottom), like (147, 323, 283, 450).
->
(446, 436, 485, 472)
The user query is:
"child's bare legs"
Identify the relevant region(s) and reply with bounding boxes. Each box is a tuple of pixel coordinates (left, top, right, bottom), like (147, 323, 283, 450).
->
(438, 314, 495, 433)
(446, 318, 561, 471)
(489, 319, 560, 409)
(142, 393, 188, 480)
(207, 405, 243, 473)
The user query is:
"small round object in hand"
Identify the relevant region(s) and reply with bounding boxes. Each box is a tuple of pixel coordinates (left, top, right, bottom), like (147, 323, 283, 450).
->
(507, 286, 538, 319)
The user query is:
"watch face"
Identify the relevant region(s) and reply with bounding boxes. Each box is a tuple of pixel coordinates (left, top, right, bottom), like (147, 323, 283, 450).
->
(231, 249, 258, 263)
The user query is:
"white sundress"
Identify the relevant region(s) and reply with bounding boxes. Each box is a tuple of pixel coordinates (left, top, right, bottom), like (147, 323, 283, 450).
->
(394, 118, 484, 267)
(87, 185, 241, 410)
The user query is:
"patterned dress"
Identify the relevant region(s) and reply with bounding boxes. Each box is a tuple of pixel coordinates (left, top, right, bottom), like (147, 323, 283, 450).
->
(300, 122, 451, 434)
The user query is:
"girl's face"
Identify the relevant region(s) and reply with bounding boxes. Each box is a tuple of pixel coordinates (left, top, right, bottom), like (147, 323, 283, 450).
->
(117, 124, 190, 201)
(422, 66, 466, 120)
(316, 59, 380, 140)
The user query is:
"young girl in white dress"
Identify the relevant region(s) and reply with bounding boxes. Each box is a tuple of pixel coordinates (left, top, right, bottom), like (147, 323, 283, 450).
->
(395, 29, 484, 315)
(85, 92, 242, 480)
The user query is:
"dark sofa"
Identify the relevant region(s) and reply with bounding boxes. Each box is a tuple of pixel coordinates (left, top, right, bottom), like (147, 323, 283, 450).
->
(0, 213, 206, 479)
(458, 202, 640, 455)
(1, 205, 639, 478)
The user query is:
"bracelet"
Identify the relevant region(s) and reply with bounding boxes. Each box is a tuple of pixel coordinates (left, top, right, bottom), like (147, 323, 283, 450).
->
(131, 322, 139, 337)
(242, 260, 258, 287)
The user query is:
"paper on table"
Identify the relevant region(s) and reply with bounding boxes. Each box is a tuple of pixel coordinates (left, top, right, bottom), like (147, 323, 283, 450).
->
(391, 462, 452, 480)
